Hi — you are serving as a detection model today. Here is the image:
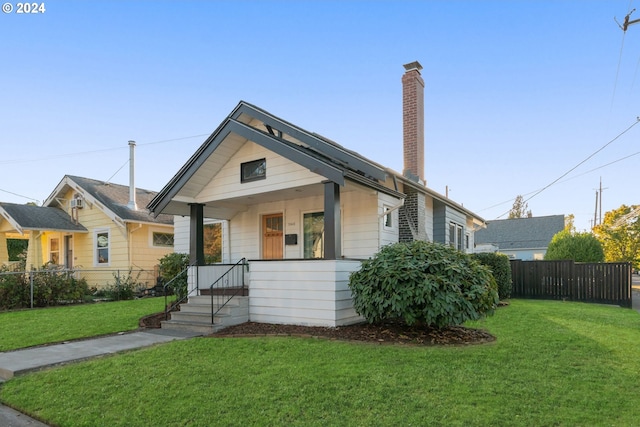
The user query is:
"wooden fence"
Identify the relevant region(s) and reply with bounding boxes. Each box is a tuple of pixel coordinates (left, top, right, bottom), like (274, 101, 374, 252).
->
(510, 260, 632, 308)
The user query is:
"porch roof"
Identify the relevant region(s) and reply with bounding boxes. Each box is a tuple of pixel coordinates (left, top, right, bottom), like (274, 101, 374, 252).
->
(0, 202, 88, 235)
(148, 101, 393, 217)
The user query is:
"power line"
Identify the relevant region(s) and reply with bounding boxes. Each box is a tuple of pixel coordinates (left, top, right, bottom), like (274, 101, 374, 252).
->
(0, 188, 40, 203)
(493, 117, 640, 219)
(0, 133, 209, 166)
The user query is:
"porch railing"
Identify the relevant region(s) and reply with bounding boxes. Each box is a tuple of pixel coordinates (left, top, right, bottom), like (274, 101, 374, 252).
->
(209, 258, 248, 324)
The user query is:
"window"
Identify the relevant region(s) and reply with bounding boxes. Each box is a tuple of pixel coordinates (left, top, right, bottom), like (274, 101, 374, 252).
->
(465, 233, 470, 251)
(152, 232, 174, 247)
(384, 206, 393, 228)
(241, 158, 266, 183)
(204, 222, 222, 263)
(95, 229, 110, 265)
(449, 222, 464, 251)
(304, 212, 324, 259)
(50, 238, 60, 264)
(449, 223, 456, 248)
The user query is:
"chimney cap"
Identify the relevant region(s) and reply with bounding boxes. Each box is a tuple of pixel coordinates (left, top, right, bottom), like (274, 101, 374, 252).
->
(403, 61, 423, 72)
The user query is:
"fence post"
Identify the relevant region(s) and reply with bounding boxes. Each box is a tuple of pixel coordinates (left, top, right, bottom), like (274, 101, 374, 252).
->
(30, 270, 34, 309)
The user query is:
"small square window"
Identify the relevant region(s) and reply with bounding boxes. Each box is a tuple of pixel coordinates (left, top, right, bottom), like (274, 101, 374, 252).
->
(241, 159, 266, 183)
(153, 232, 174, 247)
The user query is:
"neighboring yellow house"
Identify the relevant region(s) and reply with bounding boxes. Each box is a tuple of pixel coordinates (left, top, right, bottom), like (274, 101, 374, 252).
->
(0, 175, 174, 289)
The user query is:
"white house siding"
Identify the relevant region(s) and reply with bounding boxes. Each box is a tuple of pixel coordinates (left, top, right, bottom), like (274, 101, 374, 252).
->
(425, 195, 434, 242)
(197, 141, 325, 203)
(247, 259, 363, 327)
(173, 216, 189, 254)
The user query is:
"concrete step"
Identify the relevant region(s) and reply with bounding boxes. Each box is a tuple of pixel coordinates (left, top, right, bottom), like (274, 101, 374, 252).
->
(160, 320, 221, 335)
(161, 296, 249, 335)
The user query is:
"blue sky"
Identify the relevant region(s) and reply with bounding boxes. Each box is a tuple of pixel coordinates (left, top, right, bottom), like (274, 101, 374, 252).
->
(1, 0, 639, 231)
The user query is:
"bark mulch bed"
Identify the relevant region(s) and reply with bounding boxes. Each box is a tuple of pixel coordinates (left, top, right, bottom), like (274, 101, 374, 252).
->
(213, 320, 495, 346)
(140, 309, 498, 346)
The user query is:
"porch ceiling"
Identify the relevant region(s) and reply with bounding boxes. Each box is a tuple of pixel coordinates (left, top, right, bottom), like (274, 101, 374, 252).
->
(168, 183, 327, 220)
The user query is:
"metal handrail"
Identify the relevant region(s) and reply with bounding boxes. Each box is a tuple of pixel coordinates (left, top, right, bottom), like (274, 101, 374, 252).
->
(163, 265, 195, 320)
(210, 258, 248, 324)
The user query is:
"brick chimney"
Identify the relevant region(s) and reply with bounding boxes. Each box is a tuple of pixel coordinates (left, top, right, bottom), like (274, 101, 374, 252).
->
(402, 61, 425, 184)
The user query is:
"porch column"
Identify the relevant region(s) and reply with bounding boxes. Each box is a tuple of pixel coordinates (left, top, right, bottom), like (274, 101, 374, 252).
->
(0, 232, 8, 266)
(189, 203, 205, 266)
(324, 181, 341, 260)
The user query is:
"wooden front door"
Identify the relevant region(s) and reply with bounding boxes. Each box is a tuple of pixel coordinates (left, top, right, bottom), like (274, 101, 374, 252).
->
(262, 213, 283, 259)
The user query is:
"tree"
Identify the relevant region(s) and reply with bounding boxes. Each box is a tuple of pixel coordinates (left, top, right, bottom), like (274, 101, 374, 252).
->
(564, 214, 575, 232)
(508, 195, 532, 219)
(544, 230, 604, 262)
(592, 204, 640, 269)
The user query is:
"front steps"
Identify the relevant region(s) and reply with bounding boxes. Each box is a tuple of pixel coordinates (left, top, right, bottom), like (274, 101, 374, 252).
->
(161, 295, 249, 335)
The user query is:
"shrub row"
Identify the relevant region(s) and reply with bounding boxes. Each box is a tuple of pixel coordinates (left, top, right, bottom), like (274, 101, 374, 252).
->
(471, 252, 512, 299)
(0, 270, 89, 310)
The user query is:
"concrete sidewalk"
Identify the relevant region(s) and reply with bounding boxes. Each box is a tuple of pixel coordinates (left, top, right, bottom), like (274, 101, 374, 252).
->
(0, 328, 201, 381)
(0, 328, 201, 427)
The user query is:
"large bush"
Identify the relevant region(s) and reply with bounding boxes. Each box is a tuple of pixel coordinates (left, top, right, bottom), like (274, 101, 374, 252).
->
(472, 252, 512, 299)
(349, 241, 499, 329)
(545, 230, 604, 262)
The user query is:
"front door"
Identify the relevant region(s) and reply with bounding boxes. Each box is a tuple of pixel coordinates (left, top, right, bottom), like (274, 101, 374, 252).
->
(262, 213, 283, 259)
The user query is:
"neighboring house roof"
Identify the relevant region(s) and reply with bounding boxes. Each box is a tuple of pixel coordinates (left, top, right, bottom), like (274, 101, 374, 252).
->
(44, 175, 173, 227)
(148, 101, 485, 224)
(0, 202, 88, 235)
(474, 215, 565, 251)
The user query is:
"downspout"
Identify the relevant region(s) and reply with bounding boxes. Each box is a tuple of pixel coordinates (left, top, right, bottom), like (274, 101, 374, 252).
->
(128, 223, 143, 266)
(378, 197, 405, 218)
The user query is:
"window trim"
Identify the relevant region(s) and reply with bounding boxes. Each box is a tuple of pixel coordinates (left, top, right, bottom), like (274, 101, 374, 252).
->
(240, 158, 266, 183)
(303, 210, 325, 259)
(151, 231, 174, 248)
(49, 237, 60, 265)
(383, 205, 394, 229)
(94, 228, 110, 267)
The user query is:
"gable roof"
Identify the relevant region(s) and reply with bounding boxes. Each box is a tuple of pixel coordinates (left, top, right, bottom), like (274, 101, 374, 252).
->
(148, 101, 394, 217)
(474, 215, 565, 250)
(44, 176, 173, 227)
(0, 202, 88, 235)
(148, 101, 485, 224)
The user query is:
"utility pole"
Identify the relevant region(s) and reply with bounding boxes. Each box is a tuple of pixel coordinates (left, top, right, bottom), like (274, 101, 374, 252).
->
(616, 8, 640, 32)
(594, 190, 598, 228)
(593, 178, 608, 226)
(599, 177, 608, 226)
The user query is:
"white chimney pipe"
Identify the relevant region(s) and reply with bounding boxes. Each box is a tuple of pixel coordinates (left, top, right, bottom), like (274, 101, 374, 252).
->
(127, 140, 137, 210)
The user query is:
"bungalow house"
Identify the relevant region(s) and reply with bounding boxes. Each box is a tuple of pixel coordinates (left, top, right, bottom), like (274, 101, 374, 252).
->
(474, 214, 565, 260)
(0, 169, 174, 289)
(148, 61, 486, 331)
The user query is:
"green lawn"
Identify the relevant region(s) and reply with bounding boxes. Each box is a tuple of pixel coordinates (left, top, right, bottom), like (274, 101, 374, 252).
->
(0, 297, 170, 351)
(1, 299, 640, 426)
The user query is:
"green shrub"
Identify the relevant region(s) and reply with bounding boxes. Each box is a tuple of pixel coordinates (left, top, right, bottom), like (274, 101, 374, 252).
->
(471, 252, 512, 299)
(0, 268, 89, 310)
(545, 230, 605, 262)
(158, 253, 189, 299)
(349, 241, 499, 329)
(102, 269, 143, 301)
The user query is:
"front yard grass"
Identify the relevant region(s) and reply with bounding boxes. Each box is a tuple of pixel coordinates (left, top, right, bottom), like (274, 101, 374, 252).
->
(1, 299, 640, 426)
(0, 297, 170, 351)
